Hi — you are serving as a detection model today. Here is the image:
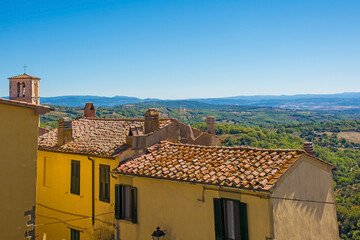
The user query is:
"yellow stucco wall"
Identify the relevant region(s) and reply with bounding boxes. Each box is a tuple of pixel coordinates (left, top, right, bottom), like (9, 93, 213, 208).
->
(271, 156, 339, 240)
(36, 151, 119, 240)
(0, 103, 40, 239)
(116, 176, 272, 240)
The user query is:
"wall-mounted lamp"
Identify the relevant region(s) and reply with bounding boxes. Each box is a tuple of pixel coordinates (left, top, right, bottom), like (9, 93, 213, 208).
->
(152, 226, 165, 240)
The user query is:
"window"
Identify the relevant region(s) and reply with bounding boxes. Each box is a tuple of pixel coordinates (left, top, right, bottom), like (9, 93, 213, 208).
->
(213, 198, 248, 240)
(22, 82, 26, 97)
(114, 185, 137, 223)
(70, 228, 80, 240)
(71, 160, 80, 195)
(99, 164, 110, 202)
(17, 82, 20, 97)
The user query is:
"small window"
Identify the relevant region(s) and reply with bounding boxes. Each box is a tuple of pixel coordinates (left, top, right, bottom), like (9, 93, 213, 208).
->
(213, 198, 248, 240)
(99, 164, 110, 202)
(17, 82, 20, 97)
(22, 82, 26, 97)
(71, 160, 80, 195)
(70, 228, 80, 240)
(114, 185, 137, 223)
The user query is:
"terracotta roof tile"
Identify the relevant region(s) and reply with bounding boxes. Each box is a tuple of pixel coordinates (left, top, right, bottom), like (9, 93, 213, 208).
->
(38, 117, 172, 156)
(114, 141, 333, 191)
(9, 73, 40, 80)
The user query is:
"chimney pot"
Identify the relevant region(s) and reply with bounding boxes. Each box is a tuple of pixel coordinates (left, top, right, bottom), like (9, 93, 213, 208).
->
(303, 142, 315, 156)
(58, 117, 73, 146)
(84, 102, 96, 118)
(206, 116, 216, 134)
(144, 108, 160, 134)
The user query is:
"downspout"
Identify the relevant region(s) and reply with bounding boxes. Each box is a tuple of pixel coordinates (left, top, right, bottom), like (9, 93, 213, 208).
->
(87, 156, 95, 226)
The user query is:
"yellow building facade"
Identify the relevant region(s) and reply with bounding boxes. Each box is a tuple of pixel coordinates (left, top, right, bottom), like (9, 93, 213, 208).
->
(0, 98, 50, 240)
(36, 151, 118, 240)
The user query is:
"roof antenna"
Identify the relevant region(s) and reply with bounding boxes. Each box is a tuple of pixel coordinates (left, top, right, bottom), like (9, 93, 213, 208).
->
(23, 64, 27, 74)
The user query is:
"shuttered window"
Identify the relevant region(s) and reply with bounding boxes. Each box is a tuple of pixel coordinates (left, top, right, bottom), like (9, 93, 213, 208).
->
(99, 164, 110, 202)
(70, 160, 80, 195)
(114, 185, 137, 223)
(70, 228, 80, 240)
(213, 198, 248, 240)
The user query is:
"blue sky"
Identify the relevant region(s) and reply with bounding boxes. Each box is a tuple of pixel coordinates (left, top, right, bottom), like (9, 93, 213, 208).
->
(1, 0, 359, 99)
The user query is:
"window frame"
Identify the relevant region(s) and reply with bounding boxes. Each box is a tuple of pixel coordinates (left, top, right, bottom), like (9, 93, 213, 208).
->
(213, 198, 248, 240)
(70, 160, 80, 195)
(70, 228, 80, 240)
(115, 184, 137, 223)
(99, 164, 110, 202)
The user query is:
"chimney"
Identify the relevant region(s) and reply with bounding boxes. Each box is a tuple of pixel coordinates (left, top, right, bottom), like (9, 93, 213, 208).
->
(84, 102, 96, 118)
(206, 116, 216, 134)
(58, 117, 72, 146)
(144, 108, 160, 134)
(303, 142, 315, 156)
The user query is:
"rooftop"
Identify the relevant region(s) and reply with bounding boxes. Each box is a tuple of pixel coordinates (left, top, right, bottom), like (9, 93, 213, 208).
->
(114, 141, 334, 191)
(38, 117, 173, 157)
(8, 73, 40, 80)
(0, 98, 51, 114)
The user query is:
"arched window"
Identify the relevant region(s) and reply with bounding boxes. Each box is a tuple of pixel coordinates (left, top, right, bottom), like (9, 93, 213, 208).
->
(22, 82, 26, 97)
(17, 82, 20, 97)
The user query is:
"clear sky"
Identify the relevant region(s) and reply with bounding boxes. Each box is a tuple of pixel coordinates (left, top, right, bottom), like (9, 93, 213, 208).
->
(1, 0, 359, 99)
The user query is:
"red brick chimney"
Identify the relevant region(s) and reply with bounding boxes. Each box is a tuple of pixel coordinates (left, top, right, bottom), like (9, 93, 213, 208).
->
(84, 102, 96, 118)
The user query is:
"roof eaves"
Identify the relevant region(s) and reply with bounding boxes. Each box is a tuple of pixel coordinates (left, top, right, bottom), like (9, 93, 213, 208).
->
(0, 98, 52, 114)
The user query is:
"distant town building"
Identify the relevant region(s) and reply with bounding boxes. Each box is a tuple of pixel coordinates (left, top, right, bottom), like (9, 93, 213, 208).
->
(9, 73, 41, 104)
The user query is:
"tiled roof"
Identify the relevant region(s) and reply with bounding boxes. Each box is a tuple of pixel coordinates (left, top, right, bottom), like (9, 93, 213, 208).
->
(114, 141, 333, 191)
(38, 118, 172, 157)
(9, 73, 40, 80)
(0, 98, 51, 114)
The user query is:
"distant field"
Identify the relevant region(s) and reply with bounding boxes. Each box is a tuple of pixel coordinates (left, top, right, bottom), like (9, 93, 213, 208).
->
(338, 131, 360, 143)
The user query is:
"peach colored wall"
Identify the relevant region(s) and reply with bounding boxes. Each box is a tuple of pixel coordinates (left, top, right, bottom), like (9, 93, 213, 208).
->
(271, 156, 339, 240)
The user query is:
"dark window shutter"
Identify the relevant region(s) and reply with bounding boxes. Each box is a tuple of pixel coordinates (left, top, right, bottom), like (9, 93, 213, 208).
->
(115, 185, 122, 220)
(239, 202, 249, 240)
(76, 162, 80, 194)
(70, 161, 80, 195)
(131, 187, 137, 223)
(70, 162, 74, 193)
(213, 198, 225, 240)
(71, 229, 80, 240)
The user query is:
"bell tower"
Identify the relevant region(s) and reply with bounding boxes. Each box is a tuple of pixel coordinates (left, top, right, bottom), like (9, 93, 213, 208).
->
(8, 73, 41, 104)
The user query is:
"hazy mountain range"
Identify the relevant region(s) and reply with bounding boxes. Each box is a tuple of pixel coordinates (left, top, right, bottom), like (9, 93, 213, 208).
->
(4, 92, 360, 110)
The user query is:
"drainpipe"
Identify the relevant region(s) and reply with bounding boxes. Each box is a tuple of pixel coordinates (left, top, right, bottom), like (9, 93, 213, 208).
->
(87, 156, 95, 226)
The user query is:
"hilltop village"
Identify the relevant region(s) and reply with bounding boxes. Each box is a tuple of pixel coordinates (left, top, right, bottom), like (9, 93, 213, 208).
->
(1, 73, 339, 240)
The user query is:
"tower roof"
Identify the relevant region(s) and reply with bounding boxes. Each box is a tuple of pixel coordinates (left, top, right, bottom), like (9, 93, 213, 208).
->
(8, 73, 40, 80)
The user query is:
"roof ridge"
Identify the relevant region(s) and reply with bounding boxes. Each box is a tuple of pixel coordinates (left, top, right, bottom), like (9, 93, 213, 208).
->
(9, 73, 40, 80)
(160, 140, 305, 153)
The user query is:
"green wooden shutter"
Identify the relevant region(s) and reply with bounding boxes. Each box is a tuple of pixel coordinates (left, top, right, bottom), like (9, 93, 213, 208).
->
(131, 187, 137, 223)
(115, 185, 122, 220)
(76, 162, 80, 194)
(213, 198, 225, 240)
(70, 162, 74, 193)
(71, 229, 80, 240)
(239, 202, 249, 240)
(70, 161, 80, 194)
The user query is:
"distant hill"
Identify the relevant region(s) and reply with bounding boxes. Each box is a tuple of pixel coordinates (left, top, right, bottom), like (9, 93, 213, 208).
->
(31, 92, 360, 110)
